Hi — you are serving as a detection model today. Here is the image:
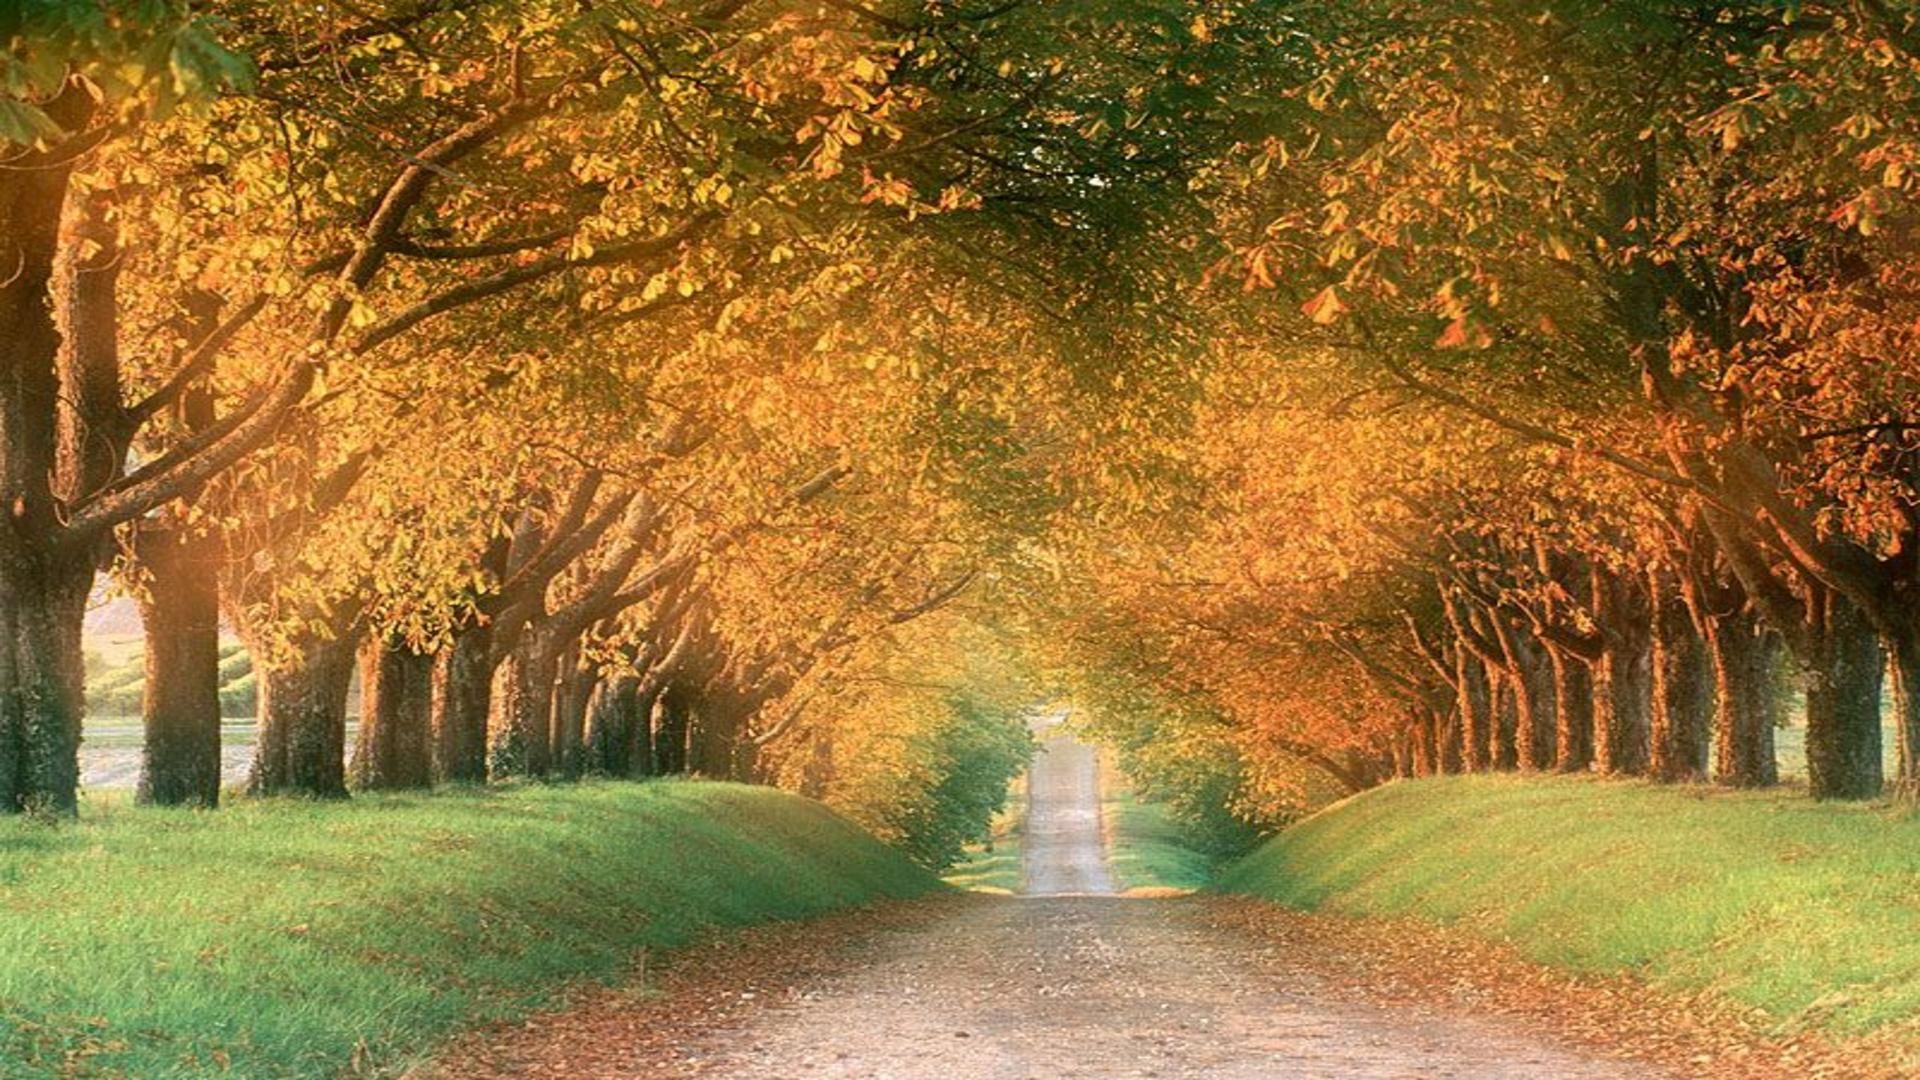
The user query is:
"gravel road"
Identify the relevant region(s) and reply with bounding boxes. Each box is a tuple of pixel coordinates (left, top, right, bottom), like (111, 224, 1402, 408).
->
(1023, 734, 1115, 896)
(671, 892, 1651, 1079)
(441, 730, 1656, 1078)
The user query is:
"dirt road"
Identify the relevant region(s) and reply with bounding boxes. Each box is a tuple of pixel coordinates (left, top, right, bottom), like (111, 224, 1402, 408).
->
(667, 892, 1652, 1079)
(449, 731, 1662, 1078)
(1023, 734, 1115, 896)
(660, 732, 1646, 1078)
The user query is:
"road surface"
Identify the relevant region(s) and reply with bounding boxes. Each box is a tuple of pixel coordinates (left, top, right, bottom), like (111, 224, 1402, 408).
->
(1022, 734, 1116, 896)
(442, 730, 1656, 1078)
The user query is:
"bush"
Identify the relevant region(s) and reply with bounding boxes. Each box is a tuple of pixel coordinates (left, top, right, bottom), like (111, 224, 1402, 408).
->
(83, 658, 146, 718)
(1068, 667, 1271, 858)
(881, 696, 1035, 871)
(217, 647, 251, 682)
(218, 672, 257, 718)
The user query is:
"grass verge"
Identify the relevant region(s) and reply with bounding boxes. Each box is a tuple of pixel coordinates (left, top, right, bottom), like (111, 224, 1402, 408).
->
(0, 780, 941, 1077)
(1099, 762, 1215, 894)
(1218, 774, 1920, 1036)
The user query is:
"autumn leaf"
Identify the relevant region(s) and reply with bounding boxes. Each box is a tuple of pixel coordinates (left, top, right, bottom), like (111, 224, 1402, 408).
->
(1433, 316, 1490, 349)
(1301, 285, 1348, 325)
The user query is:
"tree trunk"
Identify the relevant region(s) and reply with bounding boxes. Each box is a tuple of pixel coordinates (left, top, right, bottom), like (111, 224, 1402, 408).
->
(131, 283, 222, 808)
(800, 731, 834, 799)
(584, 673, 637, 776)
(430, 622, 492, 784)
(0, 559, 91, 814)
(1592, 570, 1652, 776)
(1680, 625, 1715, 776)
(1804, 590, 1883, 800)
(1707, 612, 1778, 788)
(352, 635, 433, 790)
(627, 685, 659, 779)
(1885, 623, 1920, 801)
(1650, 568, 1713, 782)
(1436, 708, 1464, 774)
(1550, 647, 1594, 772)
(1412, 707, 1438, 776)
(1487, 611, 1554, 771)
(687, 694, 740, 778)
(1456, 649, 1492, 772)
(1591, 641, 1653, 775)
(652, 685, 691, 775)
(734, 733, 760, 783)
(135, 525, 223, 807)
(550, 649, 593, 780)
(0, 87, 100, 815)
(488, 637, 554, 779)
(248, 632, 357, 798)
(1492, 672, 1519, 770)
(1508, 631, 1556, 771)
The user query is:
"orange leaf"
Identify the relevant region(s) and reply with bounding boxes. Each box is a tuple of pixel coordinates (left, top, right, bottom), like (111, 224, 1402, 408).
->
(1301, 285, 1347, 325)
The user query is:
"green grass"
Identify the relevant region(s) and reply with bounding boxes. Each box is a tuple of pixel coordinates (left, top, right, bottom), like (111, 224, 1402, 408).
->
(1101, 773, 1216, 893)
(0, 780, 941, 1077)
(1103, 788, 1216, 892)
(943, 774, 1025, 893)
(1219, 774, 1920, 1036)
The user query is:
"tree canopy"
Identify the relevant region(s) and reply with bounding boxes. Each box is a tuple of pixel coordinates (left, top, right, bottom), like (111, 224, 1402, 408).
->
(3, 0, 1919, 834)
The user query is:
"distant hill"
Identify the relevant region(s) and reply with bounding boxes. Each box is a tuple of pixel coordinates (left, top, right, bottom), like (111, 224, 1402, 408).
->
(85, 596, 143, 638)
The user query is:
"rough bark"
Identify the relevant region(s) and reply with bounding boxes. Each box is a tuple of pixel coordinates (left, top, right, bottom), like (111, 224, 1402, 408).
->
(1435, 708, 1463, 774)
(551, 648, 593, 780)
(248, 631, 357, 798)
(1455, 649, 1493, 772)
(1550, 647, 1594, 772)
(652, 685, 691, 775)
(1886, 625, 1920, 800)
(1706, 612, 1778, 787)
(352, 634, 433, 790)
(0, 563, 91, 814)
(688, 693, 741, 778)
(488, 637, 554, 778)
(132, 285, 224, 808)
(1499, 625, 1556, 771)
(1591, 569, 1652, 776)
(430, 621, 492, 784)
(800, 732, 834, 799)
(135, 525, 223, 807)
(626, 684, 660, 779)
(1492, 672, 1519, 770)
(584, 673, 639, 776)
(1674, 549, 1777, 789)
(1803, 590, 1883, 800)
(1649, 568, 1713, 782)
(1411, 707, 1438, 776)
(0, 88, 102, 814)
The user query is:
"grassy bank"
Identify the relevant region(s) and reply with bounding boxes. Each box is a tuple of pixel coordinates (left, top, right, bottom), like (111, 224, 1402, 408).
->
(1220, 775, 1920, 1035)
(0, 781, 940, 1077)
(1100, 763, 1215, 893)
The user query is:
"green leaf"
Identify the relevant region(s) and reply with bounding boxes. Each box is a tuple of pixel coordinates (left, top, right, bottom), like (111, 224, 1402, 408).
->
(0, 98, 62, 146)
